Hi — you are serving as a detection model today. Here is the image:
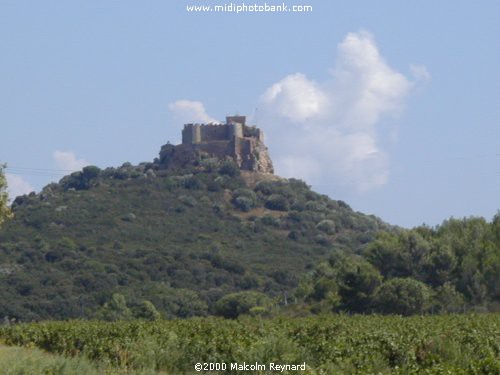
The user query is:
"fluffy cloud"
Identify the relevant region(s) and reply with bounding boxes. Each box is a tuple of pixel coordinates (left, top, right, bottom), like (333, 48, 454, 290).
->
(168, 100, 220, 124)
(261, 74, 328, 123)
(5, 174, 34, 200)
(53, 151, 89, 172)
(260, 31, 424, 192)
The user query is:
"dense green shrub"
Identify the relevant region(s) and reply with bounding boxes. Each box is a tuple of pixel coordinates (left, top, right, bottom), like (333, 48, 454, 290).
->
(265, 194, 289, 211)
(254, 180, 278, 195)
(233, 197, 253, 212)
(316, 219, 337, 234)
(184, 176, 205, 190)
(232, 188, 257, 212)
(259, 215, 281, 227)
(314, 233, 331, 246)
(219, 160, 240, 176)
(178, 195, 197, 207)
(374, 278, 431, 315)
(135, 300, 162, 320)
(214, 291, 271, 318)
(61, 165, 101, 191)
(432, 282, 466, 313)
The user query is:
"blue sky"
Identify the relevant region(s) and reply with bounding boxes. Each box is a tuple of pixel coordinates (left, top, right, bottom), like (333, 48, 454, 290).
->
(1, 1, 498, 228)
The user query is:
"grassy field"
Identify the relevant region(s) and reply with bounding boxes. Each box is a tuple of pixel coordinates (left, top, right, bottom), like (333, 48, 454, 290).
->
(0, 343, 102, 374)
(0, 314, 498, 374)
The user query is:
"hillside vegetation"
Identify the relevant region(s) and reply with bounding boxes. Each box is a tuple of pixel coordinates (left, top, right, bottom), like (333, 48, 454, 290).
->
(0, 156, 498, 320)
(0, 159, 387, 320)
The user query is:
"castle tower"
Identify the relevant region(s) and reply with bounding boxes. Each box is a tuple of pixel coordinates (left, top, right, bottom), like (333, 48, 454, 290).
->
(227, 116, 244, 139)
(226, 115, 246, 126)
(182, 124, 201, 144)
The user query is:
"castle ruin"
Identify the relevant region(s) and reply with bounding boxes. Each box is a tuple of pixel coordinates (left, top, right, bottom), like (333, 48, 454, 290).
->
(158, 116, 274, 174)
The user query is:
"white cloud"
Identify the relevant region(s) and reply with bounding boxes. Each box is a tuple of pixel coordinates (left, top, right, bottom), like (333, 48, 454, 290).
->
(262, 73, 328, 123)
(5, 174, 34, 200)
(52, 151, 89, 172)
(260, 30, 424, 192)
(168, 100, 220, 124)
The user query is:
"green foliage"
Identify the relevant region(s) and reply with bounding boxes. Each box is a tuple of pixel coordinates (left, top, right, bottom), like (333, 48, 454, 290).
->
(363, 218, 499, 312)
(214, 291, 272, 318)
(254, 180, 279, 195)
(336, 257, 382, 313)
(255, 180, 293, 197)
(299, 254, 382, 313)
(233, 196, 254, 212)
(232, 188, 257, 212)
(135, 300, 162, 321)
(432, 282, 466, 313)
(58, 236, 78, 251)
(178, 194, 197, 207)
(96, 293, 133, 321)
(316, 219, 337, 234)
(62, 165, 101, 190)
(0, 156, 497, 321)
(0, 314, 498, 374)
(219, 159, 240, 176)
(374, 278, 431, 315)
(423, 244, 456, 287)
(0, 160, 393, 321)
(183, 175, 205, 190)
(0, 164, 13, 227)
(265, 194, 289, 211)
(365, 232, 414, 278)
(0, 344, 101, 375)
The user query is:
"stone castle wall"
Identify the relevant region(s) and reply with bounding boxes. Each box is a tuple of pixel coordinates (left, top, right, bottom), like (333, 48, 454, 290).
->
(196, 140, 235, 160)
(164, 116, 273, 174)
(182, 123, 245, 144)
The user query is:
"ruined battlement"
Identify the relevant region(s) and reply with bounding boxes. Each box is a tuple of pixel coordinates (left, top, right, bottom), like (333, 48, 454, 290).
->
(181, 116, 264, 145)
(161, 115, 273, 174)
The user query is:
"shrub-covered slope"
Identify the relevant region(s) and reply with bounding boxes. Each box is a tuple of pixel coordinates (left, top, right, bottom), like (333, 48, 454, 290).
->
(1, 158, 498, 321)
(0, 160, 388, 320)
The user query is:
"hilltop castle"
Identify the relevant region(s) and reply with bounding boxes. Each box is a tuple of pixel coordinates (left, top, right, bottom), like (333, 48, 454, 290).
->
(158, 116, 274, 174)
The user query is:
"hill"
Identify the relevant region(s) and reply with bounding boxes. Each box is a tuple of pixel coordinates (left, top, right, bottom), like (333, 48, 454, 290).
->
(0, 156, 390, 320)
(0, 117, 498, 320)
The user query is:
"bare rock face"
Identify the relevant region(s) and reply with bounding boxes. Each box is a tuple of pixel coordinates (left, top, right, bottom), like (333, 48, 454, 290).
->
(158, 116, 274, 174)
(238, 136, 274, 174)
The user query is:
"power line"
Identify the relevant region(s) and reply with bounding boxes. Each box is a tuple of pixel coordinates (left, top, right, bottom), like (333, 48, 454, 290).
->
(4, 171, 67, 178)
(3, 166, 76, 178)
(5, 166, 75, 172)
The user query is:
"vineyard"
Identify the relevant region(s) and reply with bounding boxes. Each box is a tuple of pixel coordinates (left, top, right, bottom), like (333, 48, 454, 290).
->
(0, 314, 498, 374)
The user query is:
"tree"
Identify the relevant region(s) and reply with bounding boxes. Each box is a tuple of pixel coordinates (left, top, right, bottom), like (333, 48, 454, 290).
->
(215, 291, 271, 318)
(0, 164, 12, 227)
(373, 278, 431, 315)
(422, 244, 456, 287)
(96, 293, 133, 321)
(301, 254, 382, 314)
(337, 258, 382, 313)
(365, 232, 412, 278)
(431, 282, 466, 313)
(135, 300, 161, 320)
(62, 165, 101, 190)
